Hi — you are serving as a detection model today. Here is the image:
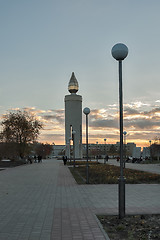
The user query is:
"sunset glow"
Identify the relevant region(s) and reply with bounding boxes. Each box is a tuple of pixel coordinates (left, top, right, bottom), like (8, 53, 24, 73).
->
(5, 99, 159, 149)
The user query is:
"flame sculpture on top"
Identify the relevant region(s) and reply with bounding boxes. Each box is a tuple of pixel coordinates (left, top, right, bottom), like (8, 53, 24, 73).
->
(68, 72, 79, 94)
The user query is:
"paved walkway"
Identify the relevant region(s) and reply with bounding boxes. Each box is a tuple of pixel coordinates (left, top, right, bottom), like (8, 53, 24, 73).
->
(102, 159, 160, 174)
(0, 160, 160, 240)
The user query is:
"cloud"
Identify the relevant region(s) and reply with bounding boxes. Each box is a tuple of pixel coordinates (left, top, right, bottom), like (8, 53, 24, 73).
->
(88, 133, 119, 139)
(1, 101, 160, 147)
(42, 115, 64, 124)
(144, 107, 160, 115)
(129, 101, 150, 109)
(90, 109, 103, 120)
(90, 119, 118, 129)
(125, 118, 160, 130)
(39, 133, 65, 145)
(124, 107, 140, 115)
(40, 109, 65, 125)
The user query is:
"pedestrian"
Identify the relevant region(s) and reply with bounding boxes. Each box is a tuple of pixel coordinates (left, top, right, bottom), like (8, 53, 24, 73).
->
(38, 155, 42, 163)
(63, 156, 67, 165)
(28, 156, 32, 164)
(34, 155, 37, 163)
(64, 156, 67, 165)
(104, 155, 109, 164)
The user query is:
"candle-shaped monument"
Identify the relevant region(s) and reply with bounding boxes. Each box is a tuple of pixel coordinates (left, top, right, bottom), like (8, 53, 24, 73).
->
(64, 72, 82, 159)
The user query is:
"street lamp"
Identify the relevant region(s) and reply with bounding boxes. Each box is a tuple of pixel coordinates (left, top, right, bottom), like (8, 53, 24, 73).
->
(69, 137, 72, 161)
(96, 141, 98, 162)
(123, 131, 127, 168)
(104, 138, 106, 149)
(149, 140, 152, 161)
(83, 107, 90, 184)
(112, 43, 128, 219)
(104, 138, 107, 164)
(72, 130, 76, 167)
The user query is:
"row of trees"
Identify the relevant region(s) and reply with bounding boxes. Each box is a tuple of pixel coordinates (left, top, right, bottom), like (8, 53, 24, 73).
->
(0, 110, 52, 160)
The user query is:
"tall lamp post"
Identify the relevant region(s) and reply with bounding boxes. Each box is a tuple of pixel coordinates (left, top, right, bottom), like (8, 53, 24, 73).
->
(149, 140, 152, 161)
(112, 43, 128, 219)
(123, 131, 127, 168)
(72, 130, 76, 167)
(104, 138, 107, 152)
(104, 138, 107, 164)
(83, 107, 90, 184)
(96, 141, 98, 162)
(69, 137, 72, 162)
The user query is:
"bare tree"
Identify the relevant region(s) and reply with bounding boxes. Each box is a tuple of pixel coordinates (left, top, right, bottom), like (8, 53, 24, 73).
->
(34, 142, 53, 158)
(0, 110, 43, 159)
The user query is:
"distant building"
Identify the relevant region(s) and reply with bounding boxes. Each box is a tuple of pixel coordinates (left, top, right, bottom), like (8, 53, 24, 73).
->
(83, 142, 137, 158)
(125, 143, 136, 156)
(52, 145, 65, 157)
(115, 142, 136, 157)
(151, 144, 160, 160)
(132, 147, 141, 158)
(142, 147, 150, 159)
(52, 142, 141, 159)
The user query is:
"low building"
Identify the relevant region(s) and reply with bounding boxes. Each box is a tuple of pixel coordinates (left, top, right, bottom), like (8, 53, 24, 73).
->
(142, 147, 150, 159)
(52, 145, 65, 157)
(53, 142, 138, 159)
(132, 147, 141, 158)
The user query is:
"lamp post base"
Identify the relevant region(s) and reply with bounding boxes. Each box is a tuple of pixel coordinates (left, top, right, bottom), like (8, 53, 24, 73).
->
(118, 176, 126, 219)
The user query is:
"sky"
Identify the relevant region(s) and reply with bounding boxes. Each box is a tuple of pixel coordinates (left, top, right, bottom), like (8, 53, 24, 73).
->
(0, 0, 160, 147)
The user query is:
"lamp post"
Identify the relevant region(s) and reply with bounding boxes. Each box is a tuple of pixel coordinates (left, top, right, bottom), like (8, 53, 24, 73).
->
(123, 131, 127, 168)
(149, 140, 152, 161)
(83, 107, 90, 184)
(96, 141, 98, 162)
(67, 140, 69, 159)
(112, 43, 128, 219)
(104, 138, 107, 164)
(69, 137, 72, 161)
(72, 130, 76, 167)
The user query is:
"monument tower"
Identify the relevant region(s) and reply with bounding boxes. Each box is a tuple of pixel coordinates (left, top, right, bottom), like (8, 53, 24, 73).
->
(65, 72, 82, 159)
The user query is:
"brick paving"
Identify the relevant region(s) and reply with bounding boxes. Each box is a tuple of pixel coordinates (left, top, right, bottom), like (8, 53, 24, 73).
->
(0, 160, 160, 239)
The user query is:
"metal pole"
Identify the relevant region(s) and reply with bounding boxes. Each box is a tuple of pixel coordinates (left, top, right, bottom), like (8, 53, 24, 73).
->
(68, 140, 70, 160)
(124, 135, 126, 168)
(149, 140, 152, 161)
(123, 133, 126, 168)
(118, 60, 125, 219)
(104, 139, 106, 164)
(73, 135, 75, 168)
(86, 114, 89, 183)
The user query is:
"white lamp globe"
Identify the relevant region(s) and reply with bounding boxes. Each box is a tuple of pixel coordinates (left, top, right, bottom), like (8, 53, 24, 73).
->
(83, 107, 90, 115)
(112, 43, 128, 61)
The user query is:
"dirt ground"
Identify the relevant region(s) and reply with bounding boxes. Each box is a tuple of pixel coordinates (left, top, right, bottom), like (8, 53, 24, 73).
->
(98, 214, 160, 240)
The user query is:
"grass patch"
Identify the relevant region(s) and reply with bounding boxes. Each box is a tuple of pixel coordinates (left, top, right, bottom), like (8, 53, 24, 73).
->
(98, 214, 160, 240)
(69, 163, 160, 184)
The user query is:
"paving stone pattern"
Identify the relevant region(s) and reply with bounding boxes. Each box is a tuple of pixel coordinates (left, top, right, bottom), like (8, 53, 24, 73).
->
(0, 160, 160, 239)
